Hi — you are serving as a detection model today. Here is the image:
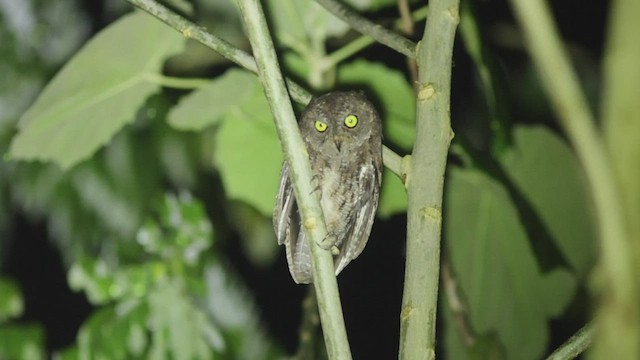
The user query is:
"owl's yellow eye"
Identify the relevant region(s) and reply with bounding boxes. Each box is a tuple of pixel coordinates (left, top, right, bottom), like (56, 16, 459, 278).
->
(344, 114, 358, 128)
(315, 120, 328, 132)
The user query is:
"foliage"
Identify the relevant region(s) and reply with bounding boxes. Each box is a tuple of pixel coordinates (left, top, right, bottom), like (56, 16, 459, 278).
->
(0, 0, 629, 358)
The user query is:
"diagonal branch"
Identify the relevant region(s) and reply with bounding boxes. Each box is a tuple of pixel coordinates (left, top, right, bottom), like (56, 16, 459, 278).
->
(236, 0, 351, 358)
(315, 0, 417, 58)
(546, 323, 594, 360)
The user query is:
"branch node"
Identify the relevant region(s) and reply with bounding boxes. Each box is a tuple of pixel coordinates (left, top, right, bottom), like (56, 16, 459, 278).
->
(419, 206, 442, 224)
(401, 155, 412, 187)
(418, 83, 436, 102)
(447, 6, 460, 23)
(303, 216, 317, 230)
(400, 305, 414, 320)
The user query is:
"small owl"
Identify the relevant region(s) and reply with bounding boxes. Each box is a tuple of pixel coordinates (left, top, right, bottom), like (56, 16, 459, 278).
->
(273, 91, 383, 284)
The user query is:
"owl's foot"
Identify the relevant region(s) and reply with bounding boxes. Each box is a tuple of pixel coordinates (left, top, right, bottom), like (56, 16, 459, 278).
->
(318, 232, 339, 251)
(310, 174, 322, 197)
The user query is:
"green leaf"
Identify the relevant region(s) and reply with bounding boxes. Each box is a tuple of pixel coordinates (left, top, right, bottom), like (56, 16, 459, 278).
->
(137, 193, 213, 264)
(0, 277, 23, 323)
(500, 126, 596, 276)
(0, 324, 45, 360)
(74, 301, 149, 359)
(167, 69, 257, 131)
(9, 11, 184, 169)
(213, 76, 282, 216)
(446, 167, 576, 360)
(377, 169, 407, 218)
(148, 280, 223, 360)
(337, 60, 415, 151)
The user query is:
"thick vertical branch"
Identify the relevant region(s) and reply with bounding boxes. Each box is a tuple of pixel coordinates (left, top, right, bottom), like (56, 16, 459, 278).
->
(399, 0, 459, 359)
(236, 0, 351, 359)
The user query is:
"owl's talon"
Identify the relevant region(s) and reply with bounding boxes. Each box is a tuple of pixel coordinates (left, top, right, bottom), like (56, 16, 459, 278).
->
(330, 246, 340, 256)
(318, 232, 338, 250)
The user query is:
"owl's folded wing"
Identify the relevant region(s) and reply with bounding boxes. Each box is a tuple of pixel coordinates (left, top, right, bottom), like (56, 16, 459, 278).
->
(334, 161, 381, 276)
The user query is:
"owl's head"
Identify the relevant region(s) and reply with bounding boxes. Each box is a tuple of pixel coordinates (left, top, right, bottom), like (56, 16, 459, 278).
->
(300, 91, 382, 153)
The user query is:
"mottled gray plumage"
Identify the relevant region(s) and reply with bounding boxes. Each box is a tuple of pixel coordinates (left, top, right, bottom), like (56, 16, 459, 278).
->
(273, 91, 383, 284)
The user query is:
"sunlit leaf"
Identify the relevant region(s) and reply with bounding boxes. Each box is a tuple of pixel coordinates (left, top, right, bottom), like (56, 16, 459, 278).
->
(338, 60, 415, 151)
(446, 167, 576, 360)
(500, 126, 596, 276)
(9, 11, 184, 169)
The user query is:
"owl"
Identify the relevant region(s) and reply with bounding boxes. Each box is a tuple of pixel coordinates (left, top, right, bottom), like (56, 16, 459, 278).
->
(273, 91, 383, 284)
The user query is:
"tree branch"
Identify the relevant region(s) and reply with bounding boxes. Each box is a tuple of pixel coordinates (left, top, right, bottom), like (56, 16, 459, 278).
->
(236, 0, 351, 358)
(546, 323, 594, 360)
(325, 5, 428, 67)
(399, 0, 459, 358)
(314, 0, 417, 58)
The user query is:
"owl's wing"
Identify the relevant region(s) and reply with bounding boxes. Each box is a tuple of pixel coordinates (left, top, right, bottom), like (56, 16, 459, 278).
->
(334, 161, 381, 276)
(273, 163, 313, 284)
(273, 163, 295, 244)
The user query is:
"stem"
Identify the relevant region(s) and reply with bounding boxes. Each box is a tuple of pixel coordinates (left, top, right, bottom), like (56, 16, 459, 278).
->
(145, 74, 210, 89)
(314, 0, 417, 58)
(236, 0, 351, 359)
(399, 0, 459, 358)
(507, 0, 637, 358)
(326, 5, 428, 66)
(546, 324, 594, 360)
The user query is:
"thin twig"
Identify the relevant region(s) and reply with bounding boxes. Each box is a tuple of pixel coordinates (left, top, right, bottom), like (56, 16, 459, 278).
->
(314, 0, 417, 58)
(236, 0, 352, 358)
(294, 288, 323, 360)
(397, 0, 419, 88)
(442, 257, 476, 347)
(399, 0, 459, 358)
(546, 324, 594, 360)
(325, 5, 428, 67)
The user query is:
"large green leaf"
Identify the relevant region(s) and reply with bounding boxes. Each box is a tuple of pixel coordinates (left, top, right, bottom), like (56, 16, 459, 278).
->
(337, 60, 415, 151)
(500, 126, 596, 276)
(213, 74, 282, 216)
(446, 167, 576, 360)
(9, 11, 184, 169)
(167, 69, 257, 131)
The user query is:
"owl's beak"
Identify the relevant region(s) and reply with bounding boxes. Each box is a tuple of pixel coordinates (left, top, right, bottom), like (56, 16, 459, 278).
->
(334, 137, 342, 152)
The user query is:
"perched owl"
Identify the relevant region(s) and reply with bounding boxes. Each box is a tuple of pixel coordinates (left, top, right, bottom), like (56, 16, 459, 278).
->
(273, 91, 383, 284)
